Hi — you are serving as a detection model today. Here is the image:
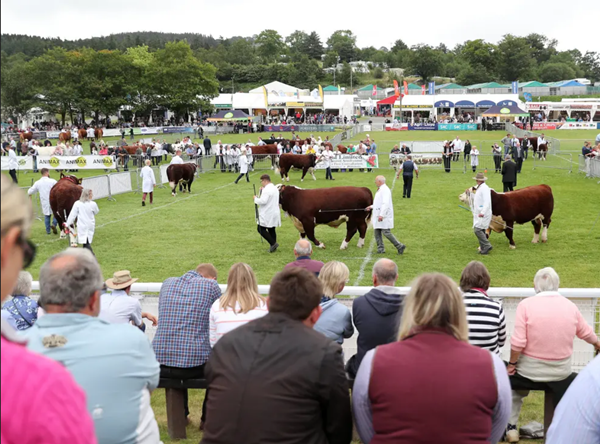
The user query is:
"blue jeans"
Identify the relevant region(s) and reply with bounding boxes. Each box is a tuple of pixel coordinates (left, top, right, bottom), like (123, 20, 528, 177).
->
(44, 215, 58, 234)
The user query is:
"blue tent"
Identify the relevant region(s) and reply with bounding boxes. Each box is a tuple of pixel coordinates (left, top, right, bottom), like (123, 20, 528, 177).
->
(476, 100, 496, 108)
(481, 103, 529, 117)
(434, 100, 455, 108)
(455, 100, 475, 107)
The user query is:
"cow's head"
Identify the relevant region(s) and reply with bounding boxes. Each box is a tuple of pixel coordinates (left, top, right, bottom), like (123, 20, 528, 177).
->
(459, 186, 475, 204)
(60, 172, 83, 185)
(309, 154, 319, 166)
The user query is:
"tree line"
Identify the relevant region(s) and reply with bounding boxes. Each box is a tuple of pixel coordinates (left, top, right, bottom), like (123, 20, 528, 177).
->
(1, 31, 599, 124)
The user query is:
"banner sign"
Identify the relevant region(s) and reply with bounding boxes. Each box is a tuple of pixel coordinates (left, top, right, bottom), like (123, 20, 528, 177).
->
(385, 123, 408, 131)
(438, 123, 478, 131)
(490, 122, 507, 131)
(161, 126, 194, 134)
(428, 82, 435, 95)
(103, 129, 122, 137)
(314, 154, 379, 170)
(511, 81, 519, 94)
(558, 122, 597, 130)
(264, 125, 298, 132)
(408, 123, 438, 131)
(1, 156, 34, 170)
(37, 155, 116, 170)
(394, 104, 432, 109)
(46, 130, 78, 139)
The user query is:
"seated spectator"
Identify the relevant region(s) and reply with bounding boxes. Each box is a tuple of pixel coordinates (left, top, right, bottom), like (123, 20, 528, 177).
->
(209, 263, 267, 347)
(283, 239, 324, 275)
(460, 261, 506, 354)
(314, 261, 354, 344)
(1, 271, 38, 330)
(202, 268, 352, 443)
(546, 355, 600, 444)
(353, 273, 511, 444)
(153, 263, 221, 427)
(99, 270, 157, 329)
(346, 258, 404, 378)
(1, 175, 95, 444)
(505, 267, 600, 443)
(25, 248, 160, 444)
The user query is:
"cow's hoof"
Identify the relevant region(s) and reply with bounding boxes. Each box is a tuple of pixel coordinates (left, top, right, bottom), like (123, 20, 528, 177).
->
(357, 238, 365, 248)
(286, 178, 290, 182)
(509, 245, 516, 250)
(340, 241, 349, 250)
(318, 243, 326, 249)
(172, 193, 176, 197)
(542, 239, 547, 243)
(300, 179, 304, 182)
(531, 240, 538, 244)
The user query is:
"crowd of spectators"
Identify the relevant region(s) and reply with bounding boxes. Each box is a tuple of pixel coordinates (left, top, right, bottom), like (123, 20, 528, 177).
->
(2, 173, 599, 444)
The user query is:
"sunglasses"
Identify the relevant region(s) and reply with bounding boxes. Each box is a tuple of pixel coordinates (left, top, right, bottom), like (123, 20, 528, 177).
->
(17, 233, 37, 269)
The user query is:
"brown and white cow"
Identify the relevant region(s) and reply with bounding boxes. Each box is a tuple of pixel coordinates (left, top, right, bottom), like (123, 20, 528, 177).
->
(336, 144, 348, 154)
(167, 163, 197, 196)
(278, 153, 319, 182)
(278, 185, 373, 249)
(20, 131, 33, 142)
(459, 184, 554, 248)
(248, 144, 278, 169)
(49, 173, 83, 243)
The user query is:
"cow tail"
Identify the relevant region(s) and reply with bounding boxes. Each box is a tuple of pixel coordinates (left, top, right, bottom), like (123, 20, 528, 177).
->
(365, 208, 373, 227)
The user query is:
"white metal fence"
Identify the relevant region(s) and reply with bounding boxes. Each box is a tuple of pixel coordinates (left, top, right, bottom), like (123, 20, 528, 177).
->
(29, 282, 597, 369)
(579, 155, 600, 179)
(506, 122, 561, 154)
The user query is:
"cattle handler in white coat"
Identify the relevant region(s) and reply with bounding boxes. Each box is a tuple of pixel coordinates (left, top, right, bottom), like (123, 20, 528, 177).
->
(66, 188, 99, 255)
(367, 175, 406, 255)
(235, 148, 250, 184)
(470, 172, 493, 255)
(253, 174, 281, 252)
(28, 168, 58, 235)
(140, 159, 156, 206)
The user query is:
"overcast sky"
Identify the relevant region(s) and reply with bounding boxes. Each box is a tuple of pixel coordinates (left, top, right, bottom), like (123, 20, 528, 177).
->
(2, 0, 599, 54)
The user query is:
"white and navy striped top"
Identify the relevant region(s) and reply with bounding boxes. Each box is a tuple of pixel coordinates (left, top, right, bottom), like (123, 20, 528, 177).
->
(463, 289, 507, 354)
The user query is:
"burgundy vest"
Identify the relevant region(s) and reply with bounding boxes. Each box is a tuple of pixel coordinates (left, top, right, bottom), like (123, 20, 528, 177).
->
(368, 328, 497, 444)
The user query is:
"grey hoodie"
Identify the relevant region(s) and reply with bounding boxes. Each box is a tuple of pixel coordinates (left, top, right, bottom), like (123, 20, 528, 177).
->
(314, 299, 354, 344)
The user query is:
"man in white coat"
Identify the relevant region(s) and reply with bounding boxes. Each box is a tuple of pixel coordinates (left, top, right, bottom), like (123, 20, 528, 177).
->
(170, 149, 184, 165)
(235, 148, 250, 184)
(140, 159, 156, 206)
(28, 168, 58, 234)
(7, 144, 19, 183)
(367, 176, 406, 255)
(66, 188, 99, 254)
(470, 172, 493, 255)
(253, 174, 281, 253)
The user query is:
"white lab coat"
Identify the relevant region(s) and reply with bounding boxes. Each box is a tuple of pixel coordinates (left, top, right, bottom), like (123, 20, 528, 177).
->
(239, 154, 249, 174)
(471, 149, 479, 167)
(8, 149, 18, 170)
(257, 140, 266, 146)
(170, 155, 184, 165)
(28, 176, 57, 216)
(247, 147, 253, 163)
(321, 150, 334, 169)
(140, 166, 156, 193)
(537, 137, 545, 147)
(67, 200, 99, 243)
(472, 182, 492, 230)
(254, 182, 281, 228)
(452, 139, 463, 153)
(372, 183, 394, 229)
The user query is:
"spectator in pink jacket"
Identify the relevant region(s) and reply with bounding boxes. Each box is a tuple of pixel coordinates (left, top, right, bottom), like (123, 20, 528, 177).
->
(504, 267, 600, 443)
(0, 174, 96, 444)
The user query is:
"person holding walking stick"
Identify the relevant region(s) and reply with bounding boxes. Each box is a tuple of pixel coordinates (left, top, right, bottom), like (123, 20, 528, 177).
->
(253, 175, 281, 253)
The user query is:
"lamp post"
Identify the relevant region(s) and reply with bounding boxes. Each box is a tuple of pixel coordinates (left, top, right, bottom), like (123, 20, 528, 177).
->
(333, 56, 341, 86)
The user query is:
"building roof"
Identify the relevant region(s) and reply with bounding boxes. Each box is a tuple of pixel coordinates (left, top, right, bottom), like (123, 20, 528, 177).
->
(467, 82, 506, 89)
(435, 83, 465, 90)
(377, 95, 399, 105)
(520, 81, 548, 87)
(248, 81, 309, 96)
(322, 85, 339, 91)
(547, 80, 587, 87)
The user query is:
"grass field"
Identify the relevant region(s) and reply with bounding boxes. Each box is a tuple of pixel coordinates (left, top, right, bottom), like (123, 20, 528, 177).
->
(12, 128, 598, 444)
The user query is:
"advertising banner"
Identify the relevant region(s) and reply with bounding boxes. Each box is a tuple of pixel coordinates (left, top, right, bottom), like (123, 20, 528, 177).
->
(408, 123, 438, 131)
(1, 156, 34, 170)
(264, 125, 299, 132)
(490, 122, 507, 131)
(314, 154, 379, 170)
(46, 130, 78, 139)
(438, 123, 478, 131)
(558, 122, 597, 130)
(532, 122, 559, 130)
(37, 155, 116, 170)
(103, 129, 122, 137)
(161, 126, 194, 134)
(385, 123, 408, 131)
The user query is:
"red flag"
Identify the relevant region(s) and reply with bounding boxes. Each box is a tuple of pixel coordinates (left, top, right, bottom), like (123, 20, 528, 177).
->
(372, 84, 377, 96)
(403, 81, 408, 96)
(421, 85, 426, 95)
(393, 80, 400, 96)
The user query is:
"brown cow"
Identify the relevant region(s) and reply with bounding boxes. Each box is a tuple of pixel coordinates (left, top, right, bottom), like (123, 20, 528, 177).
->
(278, 154, 319, 182)
(78, 128, 87, 140)
(58, 131, 72, 143)
(249, 144, 278, 169)
(95, 127, 104, 140)
(122, 144, 148, 155)
(167, 163, 197, 196)
(49, 173, 83, 239)
(336, 144, 348, 154)
(459, 184, 554, 249)
(278, 185, 373, 249)
(20, 131, 33, 142)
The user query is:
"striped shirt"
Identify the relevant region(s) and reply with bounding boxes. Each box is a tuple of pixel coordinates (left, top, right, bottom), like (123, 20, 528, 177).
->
(463, 290, 507, 354)
(209, 299, 268, 347)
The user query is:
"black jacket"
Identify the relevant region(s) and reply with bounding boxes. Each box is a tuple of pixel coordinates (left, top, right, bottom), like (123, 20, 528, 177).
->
(202, 312, 352, 444)
(203, 137, 212, 149)
(346, 287, 405, 377)
(502, 159, 517, 184)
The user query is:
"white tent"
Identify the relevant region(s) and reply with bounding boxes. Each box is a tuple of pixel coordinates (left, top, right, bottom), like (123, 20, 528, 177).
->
(324, 95, 355, 117)
(249, 81, 309, 97)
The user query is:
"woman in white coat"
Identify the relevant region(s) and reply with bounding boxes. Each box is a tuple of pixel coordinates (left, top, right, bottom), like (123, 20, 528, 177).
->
(140, 159, 156, 206)
(470, 146, 480, 173)
(235, 148, 250, 184)
(253, 174, 281, 252)
(66, 188, 99, 254)
(366, 175, 406, 254)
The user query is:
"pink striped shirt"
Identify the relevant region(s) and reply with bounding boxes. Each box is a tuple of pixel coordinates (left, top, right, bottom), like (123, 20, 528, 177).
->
(511, 291, 598, 361)
(1, 323, 96, 444)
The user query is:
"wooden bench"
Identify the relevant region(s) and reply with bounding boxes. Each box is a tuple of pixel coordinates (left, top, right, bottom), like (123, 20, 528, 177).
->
(158, 378, 208, 440)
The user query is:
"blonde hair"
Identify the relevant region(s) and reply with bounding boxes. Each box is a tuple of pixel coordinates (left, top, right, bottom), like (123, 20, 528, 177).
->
(79, 188, 93, 203)
(1, 174, 33, 237)
(398, 273, 469, 342)
(145, 159, 152, 166)
(220, 263, 264, 314)
(319, 261, 349, 298)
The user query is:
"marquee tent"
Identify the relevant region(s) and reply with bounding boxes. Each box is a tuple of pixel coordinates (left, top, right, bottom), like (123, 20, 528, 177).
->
(481, 103, 529, 117)
(206, 110, 251, 121)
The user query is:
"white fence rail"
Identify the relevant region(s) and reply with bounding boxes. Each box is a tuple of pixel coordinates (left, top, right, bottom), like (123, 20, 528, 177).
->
(29, 283, 599, 369)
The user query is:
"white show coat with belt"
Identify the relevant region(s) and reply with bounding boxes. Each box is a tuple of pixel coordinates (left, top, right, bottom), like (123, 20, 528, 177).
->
(28, 176, 57, 216)
(372, 183, 394, 229)
(140, 165, 156, 193)
(170, 155, 184, 165)
(239, 154, 249, 174)
(472, 182, 492, 230)
(66, 200, 99, 244)
(254, 182, 281, 228)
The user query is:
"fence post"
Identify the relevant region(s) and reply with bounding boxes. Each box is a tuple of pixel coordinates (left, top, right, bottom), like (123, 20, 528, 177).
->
(106, 175, 116, 202)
